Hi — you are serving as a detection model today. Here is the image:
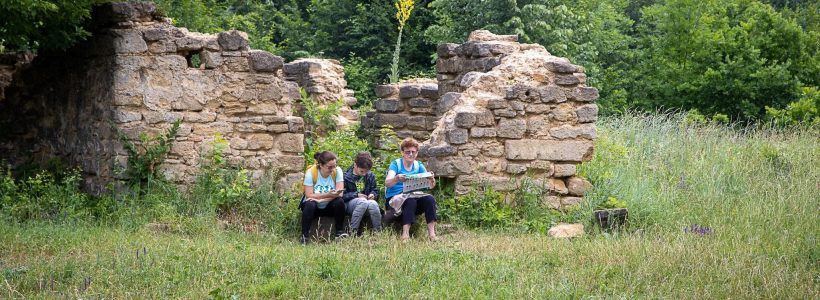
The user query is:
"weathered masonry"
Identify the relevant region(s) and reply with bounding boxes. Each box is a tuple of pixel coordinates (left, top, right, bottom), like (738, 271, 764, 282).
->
(0, 2, 307, 193)
(366, 31, 597, 208)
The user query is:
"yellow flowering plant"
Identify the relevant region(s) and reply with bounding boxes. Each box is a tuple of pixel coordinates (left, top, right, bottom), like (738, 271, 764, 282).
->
(389, 0, 415, 83)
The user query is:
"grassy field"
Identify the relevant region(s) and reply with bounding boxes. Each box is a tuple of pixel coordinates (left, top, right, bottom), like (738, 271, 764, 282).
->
(1, 113, 818, 298)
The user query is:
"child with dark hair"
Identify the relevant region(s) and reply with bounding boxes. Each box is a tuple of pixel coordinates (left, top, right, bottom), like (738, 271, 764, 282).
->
(343, 152, 381, 234)
(300, 151, 347, 244)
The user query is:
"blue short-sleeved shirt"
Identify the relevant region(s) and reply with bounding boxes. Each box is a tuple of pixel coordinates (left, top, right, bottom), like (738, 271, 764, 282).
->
(304, 166, 344, 209)
(385, 158, 427, 199)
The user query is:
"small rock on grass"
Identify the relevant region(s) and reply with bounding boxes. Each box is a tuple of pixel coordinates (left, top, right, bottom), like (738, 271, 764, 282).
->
(548, 223, 584, 238)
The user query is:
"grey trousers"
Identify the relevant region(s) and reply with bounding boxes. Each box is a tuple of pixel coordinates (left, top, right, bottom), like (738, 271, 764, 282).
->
(345, 198, 382, 231)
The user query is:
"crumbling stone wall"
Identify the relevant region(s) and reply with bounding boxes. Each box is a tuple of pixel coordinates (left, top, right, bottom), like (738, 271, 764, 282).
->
(0, 2, 305, 193)
(284, 59, 359, 128)
(419, 30, 598, 208)
(364, 79, 443, 143)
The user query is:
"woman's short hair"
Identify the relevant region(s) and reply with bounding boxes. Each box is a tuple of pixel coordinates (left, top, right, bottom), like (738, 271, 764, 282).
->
(313, 151, 337, 166)
(354, 152, 373, 169)
(399, 137, 419, 151)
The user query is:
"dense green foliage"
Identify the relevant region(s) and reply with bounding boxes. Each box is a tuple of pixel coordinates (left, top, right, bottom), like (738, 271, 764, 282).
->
(0, 0, 106, 52)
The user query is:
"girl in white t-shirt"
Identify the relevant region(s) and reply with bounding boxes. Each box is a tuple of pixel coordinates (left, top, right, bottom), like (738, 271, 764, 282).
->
(300, 151, 346, 244)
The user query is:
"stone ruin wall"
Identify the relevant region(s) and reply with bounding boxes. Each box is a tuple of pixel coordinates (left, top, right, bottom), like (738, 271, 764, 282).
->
(283, 59, 359, 128)
(363, 79, 442, 144)
(367, 30, 598, 208)
(0, 2, 309, 193)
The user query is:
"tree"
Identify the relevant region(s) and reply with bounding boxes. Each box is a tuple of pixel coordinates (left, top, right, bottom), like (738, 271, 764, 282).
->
(0, 0, 106, 52)
(631, 0, 818, 120)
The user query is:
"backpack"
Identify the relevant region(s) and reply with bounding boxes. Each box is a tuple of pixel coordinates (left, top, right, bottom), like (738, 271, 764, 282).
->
(299, 164, 337, 209)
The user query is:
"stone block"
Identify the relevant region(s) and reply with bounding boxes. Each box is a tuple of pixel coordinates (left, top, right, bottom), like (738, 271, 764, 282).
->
(438, 92, 461, 113)
(509, 101, 525, 111)
(112, 29, 148, 54)
(551, 103, 576, 122)
(529, 161, 554, 176)
(272, 155, 305, 172)
(544, 60, 578, 73)
(437, 43, 459, 58)
(200, 50, 222, 69)
(275, 133, 304, 153)
(506, 164, 527, 174)
(147, 41, 176, 53)
(497, 118, 526, 139)
(268, 124, 289, 133)
(475, 111, 495, 126)
(548, 223, 583, 238)
(230, 137, 248, 150)
(248, 50, 284, 72)
(171, 97, 203, 111)
(175, 36, 204, 51)
(408, 98, 432, 108)
(561, 196, 583, 207)
(376, 114, 407, 129)
(553, 164, 577, 177)
(539, 86, 567, 103)
(236, 123, 267, 132)
(423, 144, 457, 157)
(142, 28, 168, 41)
(576, 104, 598, 123)
(436, 57, 461, 73)
(487, 97, 509, 109)
(420, 84, 439, 98)
(374, 85, 398, 98)
(407, 116, 428, 130)
(184, 112, 217, 123)
(447, 128, 469, 144)
(217, 30, 249, 51)
(505, 140, 594, 162)
(543, 196, 561, 209)
(572, 87, 599, 102)
(526, 104, 550, 114)
(470, 127, 497, 138)
(373, 99, 404, 113)
(246, 134, 274, 150)
(482, 142, 505, 157)
(454, 111, 477, 128)
(287, 117, 304, 132)
(555, 74, 581, 86)
(493, 109, 517, 118)
(567, 176, 592, 196)
(399, 85, 421, 98)
(113, 110, 142, 123)
(458, 72, 484, 87)
(550, 124, 596, 139)
(262, 116, 289, 124)
(224, 57, 249, 72)
(549, 178, 568, 194)
(143, 111, 182, 124)
(425, 116, 440, 130)
(467, 30, 518, 42)
(410, 107, 433, 114)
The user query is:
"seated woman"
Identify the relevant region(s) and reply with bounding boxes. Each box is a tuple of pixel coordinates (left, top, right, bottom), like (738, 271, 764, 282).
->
(384, 138, 439, 241)
(342, 152, 381, 235)
(300, 151, 347, 244)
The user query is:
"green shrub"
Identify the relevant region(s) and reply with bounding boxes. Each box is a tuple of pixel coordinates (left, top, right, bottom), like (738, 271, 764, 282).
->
(115, 120, 181, 188)
(765, 86, 820, 127)
(0, 167, 107, 223)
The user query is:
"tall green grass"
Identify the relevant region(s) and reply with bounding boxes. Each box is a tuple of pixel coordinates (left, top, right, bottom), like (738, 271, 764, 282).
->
(1, 112, 817, 298)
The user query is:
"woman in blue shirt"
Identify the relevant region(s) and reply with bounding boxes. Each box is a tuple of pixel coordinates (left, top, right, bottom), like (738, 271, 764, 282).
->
(384, 138, 438, 242)
(300, 151, 346, 244)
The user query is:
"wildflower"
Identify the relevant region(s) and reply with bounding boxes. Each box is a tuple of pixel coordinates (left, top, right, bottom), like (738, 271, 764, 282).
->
(684, 224, 713, 236)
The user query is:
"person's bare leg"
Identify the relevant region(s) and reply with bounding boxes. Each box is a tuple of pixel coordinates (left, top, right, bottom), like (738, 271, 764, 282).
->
(427, 221, 438, 241)
(401, 224, 411, 242)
